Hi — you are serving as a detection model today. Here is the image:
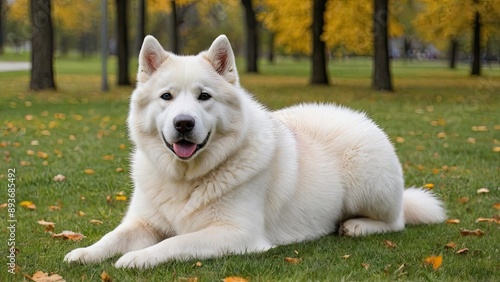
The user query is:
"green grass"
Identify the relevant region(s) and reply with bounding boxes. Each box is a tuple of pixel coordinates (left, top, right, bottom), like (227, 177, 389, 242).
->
(0, 55, 499, 281)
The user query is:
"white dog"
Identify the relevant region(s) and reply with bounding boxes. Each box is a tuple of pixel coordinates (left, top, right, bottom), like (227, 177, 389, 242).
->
(64, 35, 446, 268)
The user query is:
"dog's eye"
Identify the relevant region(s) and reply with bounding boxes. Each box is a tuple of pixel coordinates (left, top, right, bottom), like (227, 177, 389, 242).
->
(160, 93, 173, 100)
(198, 92, 212, 101)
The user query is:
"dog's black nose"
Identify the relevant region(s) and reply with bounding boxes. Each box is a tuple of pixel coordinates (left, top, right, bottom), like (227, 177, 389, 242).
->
(173, 115, 195, 133)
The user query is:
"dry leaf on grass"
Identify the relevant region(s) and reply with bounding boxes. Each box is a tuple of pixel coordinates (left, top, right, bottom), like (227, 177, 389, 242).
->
(195, 261, 202, 267)
(37, 220, 55, 232)
(341, 254, 351, 260)
(84, 169, 95, 175)
(20, 201, 36, 210)
(28, 271, 65, 282)
(77, 211, 86, 217)
(90, 219, 103, 225)
(446, 219, 460, 224)
(423, 183, 434, 189)
(456, 248, 469, 255)
(476, 188, 490, 194)
(383, 240, 397, 248)
(424, 255, 443, 270)
(284, 257, 301, 264)
(223, 277, 248, 282)
(53, 174, 66, 182)
(361, 262, 370, 270)
(493, 203, 500, 210)
(0, 203, 7, 209)
(115, 195, 127, 201)
(52, 231, 85, 241)
(100, 271, 112, 282)
(460, 229, 484, 236)
(457, 197, 469, 204)
(444, 242, 457, 249)
(476, 217, 498, 224)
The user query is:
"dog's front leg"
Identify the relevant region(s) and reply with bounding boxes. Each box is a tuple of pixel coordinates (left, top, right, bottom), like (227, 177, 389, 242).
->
(64, 216, 163, 264)
(115, 225, 272, 269)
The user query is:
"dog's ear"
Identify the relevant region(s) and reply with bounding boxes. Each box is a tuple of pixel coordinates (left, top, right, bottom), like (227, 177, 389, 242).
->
(204, 35, 239, 86)
(138, 35, 169, 83)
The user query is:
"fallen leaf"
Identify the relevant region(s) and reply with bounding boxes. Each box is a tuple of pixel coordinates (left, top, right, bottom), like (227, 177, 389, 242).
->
(20, 201, 36, 210)
(493, 203, 500, 210)
(0, 203, 7, 209)
(90, 219, 103, 225)
(102, 155, 114, 161)
(77, 211, 86, 217)
(53, 174, 66, 182)
(37, 220, 55, 232)
(471, 125, 488, 132)
(361, 262, 370, 270)
(195, 261, 202, 267)
(106, 195, 112, 203)
(477, 188, 490, 194)
(423, 183, 434, 189)
(437, 132, 447, 139)
(115, 195, 127, 201)
(178, 278, 198, 282)
(118, 144, 126, 150)
(395, 137, 405, 143)
(341, 254, 351, 260)
(424, 255, 443, 270)
(52, 230, 85, 241)
(444, 242, 457, 249)
(37, 151, 49, 159)
(84, 169, 95, 175)
(456, 248, 469, 255)
(48, 205, 61, 211)
(284, 257, 301, 264)
(27, 149, 35, 156)
(460, 229, 484, 236)
(223, 277, 248, 282)
(446, 219, 460, 224)
(383, 240, 397, 248)
(466, 137, 476, 144)
(458, 197, 469, 204)
(100, 271, 112, 282)
(493, 147, 500, 153)
(476, 217, 498, 224)
(29, 271, 65, 282)
(115, 167, 124, 173)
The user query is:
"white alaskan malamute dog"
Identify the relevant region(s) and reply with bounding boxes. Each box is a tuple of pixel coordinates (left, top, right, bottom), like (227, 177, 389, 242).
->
(65, 35, 445, 268)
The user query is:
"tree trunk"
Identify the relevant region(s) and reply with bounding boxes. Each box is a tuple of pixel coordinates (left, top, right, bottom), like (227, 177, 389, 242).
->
(268, 31, 275, 64)
(30, 0, 56, 90)
(116, 0, 130, 85)
(448, 38, 458, 69)
(170, 0, 179, 54)
(101, 0, 109, 92)
(470, 9, 481, 76)
(241, 0, 258, 73)
(0, 0, 5, 54)
(310, 0, 329, 85)
(372, 0, 393, 91)
(136, 0, 146, 55)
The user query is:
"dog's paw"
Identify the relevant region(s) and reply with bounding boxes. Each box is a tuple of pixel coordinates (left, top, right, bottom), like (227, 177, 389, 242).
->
(340, 219, 363, 237)
(115, 250, 159, 269)
(64, 247, 106, 264)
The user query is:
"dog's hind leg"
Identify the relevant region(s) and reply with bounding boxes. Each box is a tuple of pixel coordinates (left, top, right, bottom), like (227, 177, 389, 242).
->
(339, 216, 405, 237)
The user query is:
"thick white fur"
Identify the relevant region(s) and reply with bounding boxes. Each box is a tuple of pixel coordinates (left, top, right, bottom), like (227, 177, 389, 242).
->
(64, 35, 446, 269)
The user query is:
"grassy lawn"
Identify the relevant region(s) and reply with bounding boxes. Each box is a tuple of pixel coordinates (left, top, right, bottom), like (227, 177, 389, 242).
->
(0, 56, 499, 281)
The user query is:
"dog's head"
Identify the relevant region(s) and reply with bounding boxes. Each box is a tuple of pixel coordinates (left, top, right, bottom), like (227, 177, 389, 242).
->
(128, 35, 247, 179)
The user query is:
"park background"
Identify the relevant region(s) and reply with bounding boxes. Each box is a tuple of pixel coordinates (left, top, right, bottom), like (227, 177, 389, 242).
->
(0, 0, 499, 281)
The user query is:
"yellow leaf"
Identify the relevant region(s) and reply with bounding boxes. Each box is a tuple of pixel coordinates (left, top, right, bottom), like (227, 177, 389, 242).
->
(90, 219, 103, 225)
(115, 167, 124, 173)
(100, 271, 112, 282)
(423, 183, 434, 189)
(115, 195, 127, 201)
(30, 271, 65, 282)
(102, 155, 114, 161)
(48, 205, 61, 211)
(395, 137, 405, 143)
(341, 254, 351, 259)
(493, 147, 500, 153)
(20, 201, 36, 210)
(223, 277, 248, 282)
(361, 262, 370, 270)
(119, 144, 126, 150)
(77, 211, 86, 217)
(0, 203, 7, 209)
(37, 151, 49, 159)
(493, 203, 500, 210)
(84, 169, 95, 175)
(37, 220, 55, 232)
(475, 218, 498, 224)
(446, 219, 460, 224)
(424, 255, 442, 270)
(383, 240, 397, 248)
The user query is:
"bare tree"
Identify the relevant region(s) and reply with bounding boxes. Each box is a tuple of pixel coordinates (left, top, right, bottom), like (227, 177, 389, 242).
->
(310, 0, 329, 85)
(372, 0, 393, 91)
(30, 0, 56, 90)
(170, 0, 179, 54)
(136, 0, 146, 55)
(116, 0, 130, 85)
(241, 0, 259, 73)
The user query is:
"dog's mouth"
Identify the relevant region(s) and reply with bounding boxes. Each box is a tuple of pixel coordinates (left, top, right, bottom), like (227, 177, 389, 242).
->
(161, 132, 211, 160)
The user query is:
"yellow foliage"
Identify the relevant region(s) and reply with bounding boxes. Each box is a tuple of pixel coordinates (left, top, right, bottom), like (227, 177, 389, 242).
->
(260, 0, 404, 55)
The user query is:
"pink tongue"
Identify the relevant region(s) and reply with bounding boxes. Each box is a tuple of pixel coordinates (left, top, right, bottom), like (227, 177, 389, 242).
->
(173, 142, 197, 158)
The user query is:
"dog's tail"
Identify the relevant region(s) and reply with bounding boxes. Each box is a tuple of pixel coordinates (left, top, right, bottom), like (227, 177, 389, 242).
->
(403, 187, 446, 225)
